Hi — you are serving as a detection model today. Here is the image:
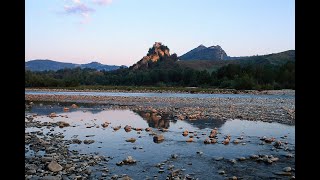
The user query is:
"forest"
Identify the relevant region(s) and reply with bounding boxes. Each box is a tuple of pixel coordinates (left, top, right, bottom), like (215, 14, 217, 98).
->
(25, 60, 295, 90)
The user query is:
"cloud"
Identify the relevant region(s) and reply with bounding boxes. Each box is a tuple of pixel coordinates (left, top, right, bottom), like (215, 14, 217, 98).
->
(64, 4, 95, 15)
(62, 0, 113, 24)
(92, 0, 113, 6)
(72, 0, 81, 4)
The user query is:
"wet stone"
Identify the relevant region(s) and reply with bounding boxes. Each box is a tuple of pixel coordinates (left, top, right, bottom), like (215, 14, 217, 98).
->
(83, 140, 95, 144)
(215, 157, 224, 161)
(283, 167, 292, 172)
(171, 154, 178, 159)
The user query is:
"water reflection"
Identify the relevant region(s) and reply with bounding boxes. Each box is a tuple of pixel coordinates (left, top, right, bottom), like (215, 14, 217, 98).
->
(185, 119, 226, 129)
(136, 111, 170, 129)
(25, 103, 295, 179)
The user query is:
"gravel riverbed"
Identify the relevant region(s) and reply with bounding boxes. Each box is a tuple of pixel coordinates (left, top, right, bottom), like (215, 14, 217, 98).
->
(25, 90, 295, 125)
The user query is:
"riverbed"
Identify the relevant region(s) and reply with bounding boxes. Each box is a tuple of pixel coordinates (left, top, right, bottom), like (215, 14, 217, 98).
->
(25, 101, 295, 179)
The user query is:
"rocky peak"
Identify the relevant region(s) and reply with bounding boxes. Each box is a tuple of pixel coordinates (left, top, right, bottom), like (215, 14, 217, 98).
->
(208, 45, 222, 49)
(130, 42, 177, 70)
(197, 44, 207, 48)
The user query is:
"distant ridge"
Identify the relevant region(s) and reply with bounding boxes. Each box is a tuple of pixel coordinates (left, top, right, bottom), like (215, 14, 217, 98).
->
(25, 59, 127, 71)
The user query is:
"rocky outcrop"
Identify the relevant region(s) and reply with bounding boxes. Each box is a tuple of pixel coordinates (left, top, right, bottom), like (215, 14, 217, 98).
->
(130, 42, 177, 70)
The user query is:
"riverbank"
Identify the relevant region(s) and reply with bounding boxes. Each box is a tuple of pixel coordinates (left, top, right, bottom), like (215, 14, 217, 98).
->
(25, 90, 295, 125)
(25, 87, 295, 96)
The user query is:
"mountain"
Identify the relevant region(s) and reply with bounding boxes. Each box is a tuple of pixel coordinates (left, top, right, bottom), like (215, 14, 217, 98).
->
(179, 44, 228, 60)
(25, 60, 127, 71)
(80, 62, 126, 71)
(129, 42, 178, 70)
(177, 50, 295, 72)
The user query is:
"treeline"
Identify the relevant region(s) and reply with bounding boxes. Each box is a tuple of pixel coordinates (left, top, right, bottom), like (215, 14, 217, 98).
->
(25, 61, 295, 90)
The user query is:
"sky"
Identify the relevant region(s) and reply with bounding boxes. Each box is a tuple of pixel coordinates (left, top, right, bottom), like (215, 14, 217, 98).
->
(25, 0, 295, 66)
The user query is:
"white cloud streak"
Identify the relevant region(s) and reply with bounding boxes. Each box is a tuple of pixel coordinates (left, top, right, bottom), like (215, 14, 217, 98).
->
(62, 0, 114, 24)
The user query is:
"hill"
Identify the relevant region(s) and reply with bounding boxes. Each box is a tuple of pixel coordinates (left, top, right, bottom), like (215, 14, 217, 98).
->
(179, 44, 228, 60)
(25, 60, 126, 71)
(177, 50, 295, 72)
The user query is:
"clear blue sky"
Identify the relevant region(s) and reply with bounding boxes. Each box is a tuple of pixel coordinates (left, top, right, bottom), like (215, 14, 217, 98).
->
(25, 0, 295, 66)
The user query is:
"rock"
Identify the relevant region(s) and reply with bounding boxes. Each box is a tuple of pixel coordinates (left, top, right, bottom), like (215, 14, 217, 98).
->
(49, 113, 57, 118)
(267, 159, 273, 164)
(123, 156, 136, 164)
(223, 138, 230, 145)
(260, 136, 267, 140)
(231, 176, 238, 180)
(42, 176, 61, 180)
(196, 151, 203, 155)
(211, 138, 217, 144)
(182, 130, 189, 136)
(283, 167, 292, 172)
(41, 157, 53, 162)
(237, 157, 246, 161)
(71, 104, 78, 108)
(27, 169, 36, 174)
(274, 140, 282, 148)
(58, 121, 70, 128)
(153, 134, 164, 143)
(274, 172, 292, 176)
(237, 136, 244, 140)
(204, 138, 211, 144)
(101, 122, 110, 128)
(47, 161, 63, 172)
(123, 125, 131, 132)
(113, 126, 121, 131)
(71, 139, 82, 144)
(285, 153, 294, 158)
(26, 164, 38, 170)
(265, 137, 275, 143)
(63, 107, 69, 112)
(214, 157, 224, 161)
(270, 157, 279, 162)
(218, 170, 225, 174)
(145, 127, 152, 132)
(229, 159, 237, 164)
(171, 154, 178, 159)
(116, 161, 124, 166)
(134, 127, 143, 131)
(151, 109, 158, 113)
(126, 138, 136, 143)
(186, 138, 194, 142)
(118, 175, 132, 180)
(83, 140, 95, 144)
(233, 139, 240, 144)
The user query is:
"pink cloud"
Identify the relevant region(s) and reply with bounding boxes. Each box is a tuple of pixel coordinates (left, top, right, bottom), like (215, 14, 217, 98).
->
(64, 4, 95, 15)
(93, 0, 113, 6)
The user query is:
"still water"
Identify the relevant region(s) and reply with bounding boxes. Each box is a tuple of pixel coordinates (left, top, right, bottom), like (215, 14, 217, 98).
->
(25, 103, 295, 179)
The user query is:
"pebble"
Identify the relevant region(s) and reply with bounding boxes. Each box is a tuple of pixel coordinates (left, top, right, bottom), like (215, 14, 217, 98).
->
(215, 157, 224, 161)
(125, 138, 136, 143)
(283, 167, 292, 172)
(42, 176, 62, 180)
(153, 134, 164, 143)
(171, 154, 178, 159)
(47, 161, 63, 172)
